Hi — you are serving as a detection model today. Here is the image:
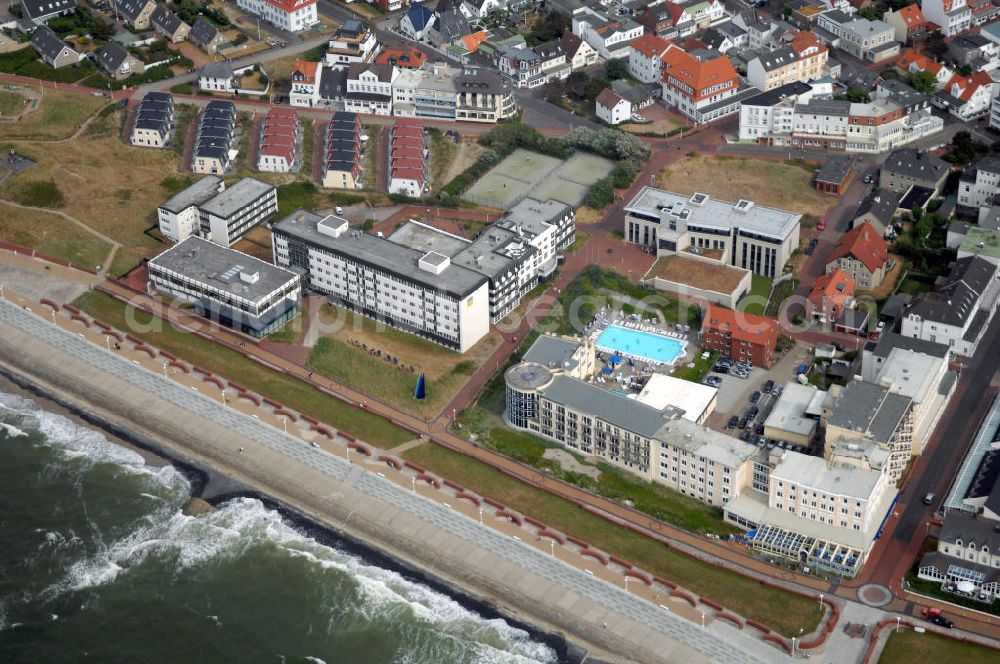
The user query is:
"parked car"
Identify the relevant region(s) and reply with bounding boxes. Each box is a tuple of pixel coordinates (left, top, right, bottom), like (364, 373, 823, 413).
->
(727, 416, 739, 429)
(763, 379, 774, 393)
(922, 608, 953, 628)
(833, 343, 846, 353)
(712, 364, 729, 374)
(817, 218, 827, 231)
(923, 492, 935, 505)
(750, 390, 761, 404)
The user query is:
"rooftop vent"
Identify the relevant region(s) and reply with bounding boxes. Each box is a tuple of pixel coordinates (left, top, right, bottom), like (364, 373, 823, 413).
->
(239, 270, 260, 284)
(735, 199, 755, 213)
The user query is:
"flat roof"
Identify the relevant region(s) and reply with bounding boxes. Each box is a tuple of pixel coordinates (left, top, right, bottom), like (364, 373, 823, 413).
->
(765, 383, 822, 437)
(636, 374, 717, 423)
(159, 176, 223, 214)
(772, 452, 882, 500)
(199, 178, 274, 219)
(647, 254, 749, 295)
(625, 187, 800, 241)
(272, 210, 488, 299)
(149, 236, 299, 304)
(522, 335, 585, 372)
(539, 374, 672, 438)
(959, 226, 1000, 260)
(874, 348, 943, 402)
(656, 418, 759, 468)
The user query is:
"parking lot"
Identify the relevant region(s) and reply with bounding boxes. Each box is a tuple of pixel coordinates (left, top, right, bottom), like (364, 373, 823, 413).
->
(713, 365, 769, 415)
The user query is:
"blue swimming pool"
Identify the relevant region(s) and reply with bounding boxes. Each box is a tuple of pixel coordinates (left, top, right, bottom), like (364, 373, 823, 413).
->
(595, 325, 687, 366)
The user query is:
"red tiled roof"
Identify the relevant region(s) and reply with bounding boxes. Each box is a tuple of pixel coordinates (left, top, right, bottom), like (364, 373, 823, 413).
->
(897, 4, 926, 26)
(828, 223, 889, 274)
(629, 33, 673, 58)
(790, 30, 826, 57)
(391, 166, 425, 182)
(375, 47, 427, 68)
(660, 48, 738, 102)
(391, 146, 424, 161)
(702, 305, 779, 348)
(263, 0, 317, 13)
(462, 31, 488, 52)
(808, 268, 856, 305)
(292, 60, 319, 84)
(944, 70, 993, 102)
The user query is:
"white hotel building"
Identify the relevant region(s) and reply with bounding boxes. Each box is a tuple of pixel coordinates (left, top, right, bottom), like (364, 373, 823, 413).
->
(271, 210, 491, 352)
(236, 0, 317, 32)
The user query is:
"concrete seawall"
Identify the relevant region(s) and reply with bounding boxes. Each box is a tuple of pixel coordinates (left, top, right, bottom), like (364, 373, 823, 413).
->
(0, 298, 783, 664)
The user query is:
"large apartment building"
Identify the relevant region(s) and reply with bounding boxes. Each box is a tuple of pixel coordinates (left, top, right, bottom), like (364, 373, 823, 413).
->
(197, 177, 278, 247)
(147, 236, 301, 338)
(236, 0, 317, 32)
(623, 187, 801, 278)
(392, 64, 517, 123)
(157, 176, 226, 243)
(921, 0, 972, 36)
(825, 380, 915, 481)
(271, 210, 490, 352)
(817, 10, 900, 62)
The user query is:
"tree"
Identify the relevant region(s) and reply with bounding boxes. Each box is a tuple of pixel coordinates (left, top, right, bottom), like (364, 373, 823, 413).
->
(606, 59, 628, 81)
(944, 130, 990, 164)
(835, 87, 871, 103)
(858, 3, 885, 20)
(527, 10, 569, 46)
(925, 32, 947, 58)
(908, 70, 937, 94)
(586, 178, 614, 209)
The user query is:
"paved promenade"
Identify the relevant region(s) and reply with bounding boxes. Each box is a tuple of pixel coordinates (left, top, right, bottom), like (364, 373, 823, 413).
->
(0, 296, 791, 664)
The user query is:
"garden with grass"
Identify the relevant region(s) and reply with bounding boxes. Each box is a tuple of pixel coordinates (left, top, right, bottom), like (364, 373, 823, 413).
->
(0, 86, 106, 141)
(0, 46, 97, 85)
(740, 274, 774, 316)
(879, 628, 998, 664)
(0, 201, 112, 268)
(305, 306, 502, 420)
(402, 442, 824, 637)
(74, 291, 412, 447)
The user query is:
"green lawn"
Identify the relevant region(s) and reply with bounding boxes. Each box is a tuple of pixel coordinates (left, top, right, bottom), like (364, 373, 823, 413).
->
(363, 125, 381, 191)
(429, 129, 456, 188)
(307, 336, 467, 420)
(671, 350, 718, 383)
(266, 310, 303, 344)
(403, 443, 823, 637)
(172, 104, 199, 158)
(0, 87, 105, 141)
(740, 275, 773, 315)
(276, 181, 324, 218)
(879, 629, 999, 664)
(0, 90, 28, 116)
(764, 279, 799, 318)
(74, 291, 412, 447)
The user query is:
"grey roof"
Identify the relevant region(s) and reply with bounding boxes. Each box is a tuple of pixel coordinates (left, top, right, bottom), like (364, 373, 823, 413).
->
(150, 236, 299, 304)
(320, 67, 347, 99)
(347, 62, 394, 82)
(145, 91, 172, 106)
(199, 177, 274, 219)
(117, 0, 151, 23)
(272, 210, 489, 299)
(21, 0, 76, 20)
(151, 6, 185, 34)
(610, 79, 658, 104)
(940, 511, 1000, 550)
(522, 335, 584, 371)
(855, 189, 901, 225)
(189, 17, 218, 47)
(796, 98, 851, 117)
(815, 157, 853, 185)
(30, 25, 73, 61)
(159, 176, 224, 214)
(870, 332, 948, 359)
(878, 294, 912, 321)
(909, 256, 997, 327)
(626, 187, 800, 242)
(877, 79, 927, 110)
(200, 61, 234, 80)
(539, 374, 671, 438)
(96, 41, 132, 74)
(743, 81, 812, 108)
(882, 148, 949, 183)
(752, 45, 798, 72)
(434, 9, 470, 41)
(828, 381, 911, 443)
(534, 39, 564, 60)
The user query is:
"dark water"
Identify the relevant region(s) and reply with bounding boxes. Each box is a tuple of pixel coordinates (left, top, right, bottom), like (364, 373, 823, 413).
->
(0, 391, 558, 664)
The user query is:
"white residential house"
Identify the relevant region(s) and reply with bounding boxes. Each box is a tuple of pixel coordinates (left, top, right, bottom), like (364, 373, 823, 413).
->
(934, 71, 998, 120)
(958, 157, 1000, 209)
(627, 33, 675, 83)
(596, 88, 631, 124)
(289, 60, 322, 107)
(738, 81, 816, 142)
(235, 0, 318, 33)
(572, 7, 643, 60)
(562, 32, 598, 70)
(326, 19, 380, 68)
(991, 95, 1000, 131)
(198, 62, 235, 93)
(921, 0, 972, 36)
(399, 4, 435, 41)
(344, 63, 396, 116)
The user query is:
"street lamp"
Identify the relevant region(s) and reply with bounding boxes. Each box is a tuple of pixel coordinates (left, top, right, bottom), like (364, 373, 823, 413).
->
(411, 476, 416, 492)
(105, 335, 111, 351)
(792, 637, 797, 656)
(895, 616, 900, 633)
(282, 417, 288, 434)
(549, 539, 554, 556)
(624, 576, 629, 592)
(700, 612, 705, 629)
(819, 593, 824, 609)
(479, 507, 484, 525)
(50, 309, 56, 324)
(221, 390, 227, 405)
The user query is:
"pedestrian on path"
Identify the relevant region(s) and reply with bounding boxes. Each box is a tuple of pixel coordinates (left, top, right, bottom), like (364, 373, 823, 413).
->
(239, 446, 244, 454)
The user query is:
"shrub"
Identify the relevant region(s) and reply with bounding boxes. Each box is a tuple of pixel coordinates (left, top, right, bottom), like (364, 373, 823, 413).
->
(586, 177, 614, 209)
(328, 192, 365, 206)
(12, 180, 65, 208)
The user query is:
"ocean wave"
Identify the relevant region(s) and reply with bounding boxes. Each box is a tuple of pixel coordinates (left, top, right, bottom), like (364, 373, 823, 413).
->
(44, 497, 556, 662)
(0, 390, 190, 496)
(0, 421, 28, 438)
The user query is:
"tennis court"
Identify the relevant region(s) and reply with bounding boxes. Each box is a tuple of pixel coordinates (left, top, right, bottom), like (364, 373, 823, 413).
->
(463, 148, 614, 209)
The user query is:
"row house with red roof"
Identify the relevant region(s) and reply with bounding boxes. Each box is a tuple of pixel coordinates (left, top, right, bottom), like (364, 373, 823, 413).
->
(236, 0, 317, 32)
(920, 0, 971, 36)
(257, 107, 301, 173)
(660, 46, 757, 124)
(387, 118, 428, 198)
(895, 49, 953, 89)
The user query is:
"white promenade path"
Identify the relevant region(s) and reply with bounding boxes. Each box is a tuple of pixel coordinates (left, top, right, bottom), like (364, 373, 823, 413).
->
(0, 296, 792, 664)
